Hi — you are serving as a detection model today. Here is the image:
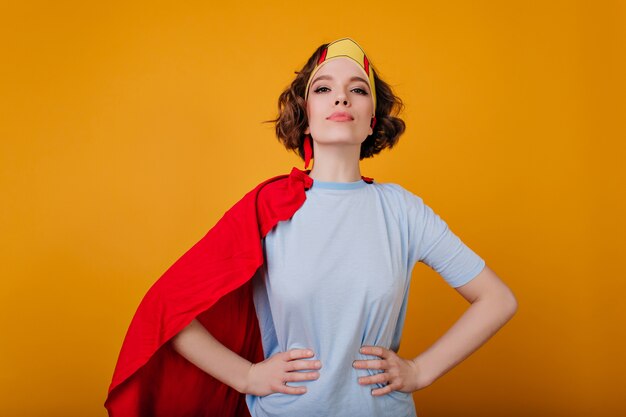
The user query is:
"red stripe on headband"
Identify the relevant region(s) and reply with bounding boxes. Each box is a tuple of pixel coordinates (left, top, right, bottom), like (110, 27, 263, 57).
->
(363, 56, 370, 75)
(318, 48, 328, 65)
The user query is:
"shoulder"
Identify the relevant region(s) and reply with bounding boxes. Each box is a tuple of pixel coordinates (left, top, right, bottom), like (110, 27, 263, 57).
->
(372, 181, 426, 209)
(256, 174, 291, 196)
(255, 167, 313, 200)
(224, 174, 292, 216)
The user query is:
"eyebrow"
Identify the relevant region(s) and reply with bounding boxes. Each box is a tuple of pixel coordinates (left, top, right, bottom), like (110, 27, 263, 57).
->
(311, 74, 370, 87)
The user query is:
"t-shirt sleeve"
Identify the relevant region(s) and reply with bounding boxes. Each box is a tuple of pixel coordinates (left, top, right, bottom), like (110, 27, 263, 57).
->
(404, 190, 485, 288)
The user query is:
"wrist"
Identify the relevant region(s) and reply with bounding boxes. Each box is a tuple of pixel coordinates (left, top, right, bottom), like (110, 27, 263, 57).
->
(412, 355, 436, 389)
(235, 360, 254, 394)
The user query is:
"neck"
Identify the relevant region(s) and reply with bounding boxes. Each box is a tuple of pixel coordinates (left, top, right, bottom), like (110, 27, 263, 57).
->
(307, 142, 362, 182)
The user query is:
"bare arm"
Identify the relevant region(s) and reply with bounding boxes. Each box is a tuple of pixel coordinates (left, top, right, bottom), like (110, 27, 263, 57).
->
(171, 318, 322, 396)
(413, 264, 518, 385)
(354, 264, 517, 395)
(171, 319, 254, 393)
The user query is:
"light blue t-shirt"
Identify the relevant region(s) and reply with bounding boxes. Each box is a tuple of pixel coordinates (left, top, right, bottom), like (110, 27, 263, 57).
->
(246, 177, 485, 417)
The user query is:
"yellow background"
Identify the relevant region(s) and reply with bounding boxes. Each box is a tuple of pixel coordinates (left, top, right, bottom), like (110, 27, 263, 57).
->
(1, 1, 624, 416)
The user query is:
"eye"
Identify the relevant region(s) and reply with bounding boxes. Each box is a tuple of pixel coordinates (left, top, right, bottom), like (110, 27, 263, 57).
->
(313, 86, 330, 93)
(352, 87, 369, 95)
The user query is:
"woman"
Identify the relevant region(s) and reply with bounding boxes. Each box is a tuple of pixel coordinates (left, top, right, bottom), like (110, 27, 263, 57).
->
(105, 38, 517, 417)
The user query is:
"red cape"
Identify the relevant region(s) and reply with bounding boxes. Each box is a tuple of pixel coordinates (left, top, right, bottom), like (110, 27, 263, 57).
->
(105, 167, 373, 417)
(104, 168, 313, 417)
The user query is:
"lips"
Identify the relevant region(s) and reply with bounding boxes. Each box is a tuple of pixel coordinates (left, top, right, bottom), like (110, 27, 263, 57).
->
(327, 111, 354, 121)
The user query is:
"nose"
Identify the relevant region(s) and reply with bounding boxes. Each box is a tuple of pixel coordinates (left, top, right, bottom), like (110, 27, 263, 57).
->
(334, 93, 349, 106)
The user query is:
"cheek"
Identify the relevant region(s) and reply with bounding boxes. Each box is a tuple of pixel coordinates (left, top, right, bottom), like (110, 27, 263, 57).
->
(306, 103, 324, 124)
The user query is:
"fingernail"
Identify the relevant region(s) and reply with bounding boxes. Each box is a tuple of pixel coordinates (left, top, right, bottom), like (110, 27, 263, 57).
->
(352, 360, 357, 367)
(315, 361, 321, 367)
(306, 350, 313, 355)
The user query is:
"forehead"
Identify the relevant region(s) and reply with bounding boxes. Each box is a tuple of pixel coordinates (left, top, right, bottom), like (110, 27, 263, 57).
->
(312, 57, 367, 80)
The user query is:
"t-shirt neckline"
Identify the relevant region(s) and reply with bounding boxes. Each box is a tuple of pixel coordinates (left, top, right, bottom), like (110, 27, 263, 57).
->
(311, 179, 367, 190)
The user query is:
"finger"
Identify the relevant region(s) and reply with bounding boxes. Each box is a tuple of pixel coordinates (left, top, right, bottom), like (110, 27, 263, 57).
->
(277, 384, 307, 395)
(352, 359, 386, 370)
(288, 359, 322, 371)
(285, 371, 320, 382)
(358, 372, 389, 386)
(284, 349, 315, 360)
(371, 384, 395, 396)
(360, 346, 388, 358)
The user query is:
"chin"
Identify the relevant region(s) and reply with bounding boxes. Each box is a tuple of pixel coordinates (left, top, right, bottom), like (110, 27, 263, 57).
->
(313, 132, 368, 146)
(315, 138, 365, 147)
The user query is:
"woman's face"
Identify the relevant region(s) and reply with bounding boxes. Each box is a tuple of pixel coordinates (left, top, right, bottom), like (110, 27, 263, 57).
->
(304, 57, 374, 146)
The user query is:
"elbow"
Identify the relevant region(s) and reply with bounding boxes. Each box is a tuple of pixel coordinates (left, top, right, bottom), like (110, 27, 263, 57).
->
(503, 289, 518, 319)
(171, 331, 184, 351)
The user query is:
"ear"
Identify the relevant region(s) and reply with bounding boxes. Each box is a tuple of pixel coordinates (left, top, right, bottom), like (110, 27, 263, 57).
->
(370, 116, 376, 136)
(304, 126, 310, 135)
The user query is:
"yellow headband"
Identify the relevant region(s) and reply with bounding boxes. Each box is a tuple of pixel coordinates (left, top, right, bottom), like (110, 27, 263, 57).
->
(304, 37, 377, 115)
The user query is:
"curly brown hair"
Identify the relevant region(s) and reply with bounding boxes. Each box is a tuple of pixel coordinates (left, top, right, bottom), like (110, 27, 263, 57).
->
(267, 43, 406, 161)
